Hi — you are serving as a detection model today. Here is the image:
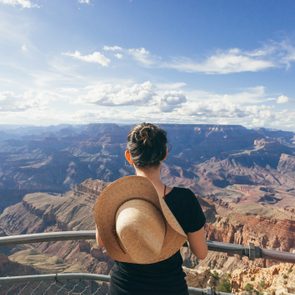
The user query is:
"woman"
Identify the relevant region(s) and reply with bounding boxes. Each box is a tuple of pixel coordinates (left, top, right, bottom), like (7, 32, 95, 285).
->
(96, 122, 208, 295)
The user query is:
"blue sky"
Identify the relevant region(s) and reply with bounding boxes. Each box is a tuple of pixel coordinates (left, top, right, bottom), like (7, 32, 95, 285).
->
(0, 0, 295, 130)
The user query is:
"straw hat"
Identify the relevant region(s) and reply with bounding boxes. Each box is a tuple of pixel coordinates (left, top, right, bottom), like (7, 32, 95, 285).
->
(93, 176, 187, 264)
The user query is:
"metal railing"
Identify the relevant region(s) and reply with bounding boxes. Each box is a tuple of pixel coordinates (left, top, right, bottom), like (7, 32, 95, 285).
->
(0, 273, 109, 295)
(0, 273, 231, 295)
(1, 231, 295, 294)
(0, 230, 294, 263)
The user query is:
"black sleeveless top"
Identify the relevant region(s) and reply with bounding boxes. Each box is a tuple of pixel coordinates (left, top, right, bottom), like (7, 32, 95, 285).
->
(109, 187, 206, 295)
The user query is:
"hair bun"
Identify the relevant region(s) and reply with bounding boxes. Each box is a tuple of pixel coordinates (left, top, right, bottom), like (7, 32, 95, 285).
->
(127, 123, 167, 167)
(140, 127, 153, 147)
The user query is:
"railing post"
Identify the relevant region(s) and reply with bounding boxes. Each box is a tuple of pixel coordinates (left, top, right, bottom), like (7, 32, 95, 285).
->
(249, 242, 255, 260)
(243, 242, 262, 260)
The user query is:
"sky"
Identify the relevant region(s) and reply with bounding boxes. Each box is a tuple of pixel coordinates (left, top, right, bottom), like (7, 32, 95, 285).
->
(0, 0, 295, 130)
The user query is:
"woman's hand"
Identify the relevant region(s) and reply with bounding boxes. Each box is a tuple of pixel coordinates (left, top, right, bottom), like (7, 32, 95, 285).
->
(187, 227, 208, 259)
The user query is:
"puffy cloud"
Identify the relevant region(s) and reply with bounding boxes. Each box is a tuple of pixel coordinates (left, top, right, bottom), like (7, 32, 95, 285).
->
(0, 0, 37, 8)
(0, 90, 59, 112)
(276, 95, 289, 104)
(102, 45, 156, 65)
(63, 51, 110, 67)
(0, 91, 37, 112)
(1, 66, 293, 130)
(158, 91, 187, 112)
(0, 91, 24, 112)
(157, 82, 186, 90)
(80, 81, 155, 106)
(176, 100, 276, 128)
(78, 81, 188, 109)
(73, 108, 140, 124)
(74, 81, 280, 128)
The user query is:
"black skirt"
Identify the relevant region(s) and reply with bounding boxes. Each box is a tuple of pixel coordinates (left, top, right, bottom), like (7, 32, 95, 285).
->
(109, 253, 189, 295)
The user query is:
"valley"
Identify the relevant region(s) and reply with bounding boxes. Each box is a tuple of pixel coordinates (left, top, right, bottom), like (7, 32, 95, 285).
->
(0, 123, 294, 294)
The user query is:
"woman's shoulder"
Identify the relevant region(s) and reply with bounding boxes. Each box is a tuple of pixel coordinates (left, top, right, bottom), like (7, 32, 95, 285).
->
(166, 186, 196, 202)
(170, 186, 194, 195)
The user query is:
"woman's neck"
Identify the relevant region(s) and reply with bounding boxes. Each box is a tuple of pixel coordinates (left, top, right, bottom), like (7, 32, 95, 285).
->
(134, 165, 166, 197)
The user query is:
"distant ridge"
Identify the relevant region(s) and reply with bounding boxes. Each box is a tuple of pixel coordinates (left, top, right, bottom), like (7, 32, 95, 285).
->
(0, 123, 294, 211)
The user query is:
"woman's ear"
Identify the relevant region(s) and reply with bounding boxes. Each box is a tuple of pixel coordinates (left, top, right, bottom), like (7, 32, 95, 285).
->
(125, 150, 134, 165)
(163, 147, 169, 161)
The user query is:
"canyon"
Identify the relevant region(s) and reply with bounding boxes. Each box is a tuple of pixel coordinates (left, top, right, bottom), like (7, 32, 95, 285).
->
(0, 123, 294, 294)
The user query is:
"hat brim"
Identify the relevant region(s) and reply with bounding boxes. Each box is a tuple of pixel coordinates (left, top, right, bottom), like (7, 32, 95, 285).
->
(93, 176, 187, 264)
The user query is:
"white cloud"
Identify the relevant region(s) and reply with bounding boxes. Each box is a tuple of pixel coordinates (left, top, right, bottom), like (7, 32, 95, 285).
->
(271, 40, 295, 68)
(100, 40, 295, 74)
(0, 0, 37, 8)
(128, 48, 155, 66)
(78, 0, 90, 4)
(156, 82, 186, 90)
(176, 100, 276, 128)
(115, 53, 123, 59)
(63, 51, 110, 67)
(73, 82, 282, 128)
(185, 86, 271, 108)
(73, 109, 139, 124)
(0, 80, 294, 131)
(102, 45, 124, 60)
(80, 81, 155, 106)
(166, 48, 275, 74)
(157, 91, 187, 112)
(103, 45, 123, 52)
(276, 95, 289, 104)
(221, 86, 270, 105)
(102, 45, 156, 65)
(0, 90, 54, 112)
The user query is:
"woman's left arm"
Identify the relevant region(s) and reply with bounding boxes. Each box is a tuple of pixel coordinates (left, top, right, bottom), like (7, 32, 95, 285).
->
(188, 227, 208, 259)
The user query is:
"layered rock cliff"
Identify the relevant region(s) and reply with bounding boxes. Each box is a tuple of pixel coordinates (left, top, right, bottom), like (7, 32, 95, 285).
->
(0, 178, 294, 294)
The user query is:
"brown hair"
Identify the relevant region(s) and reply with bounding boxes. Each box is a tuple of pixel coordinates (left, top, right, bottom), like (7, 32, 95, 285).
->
(127, 123, 167, 167)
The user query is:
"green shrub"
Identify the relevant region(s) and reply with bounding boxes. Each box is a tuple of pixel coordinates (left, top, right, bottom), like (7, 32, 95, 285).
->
(217, 277, 232, 292)
(211, 270, 220, 280)
(258, 279, 266, 289)
(244, 283, 254, 291)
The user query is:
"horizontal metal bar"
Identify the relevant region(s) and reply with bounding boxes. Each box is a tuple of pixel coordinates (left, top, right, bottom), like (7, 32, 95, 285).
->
(0, 273, 233, 295)
(0, 230, 95, 246)
(261, 248, 295, 263)
(0, 231, 294, 263)
(0, 273, 110, 284)
(207, 240, 244, 255)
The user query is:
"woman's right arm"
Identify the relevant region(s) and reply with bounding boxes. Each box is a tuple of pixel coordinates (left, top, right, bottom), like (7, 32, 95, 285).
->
(187, 227, 208, 259)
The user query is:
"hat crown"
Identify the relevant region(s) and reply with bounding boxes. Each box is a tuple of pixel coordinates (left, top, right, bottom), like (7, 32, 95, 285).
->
(115, 199, 166, 263)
